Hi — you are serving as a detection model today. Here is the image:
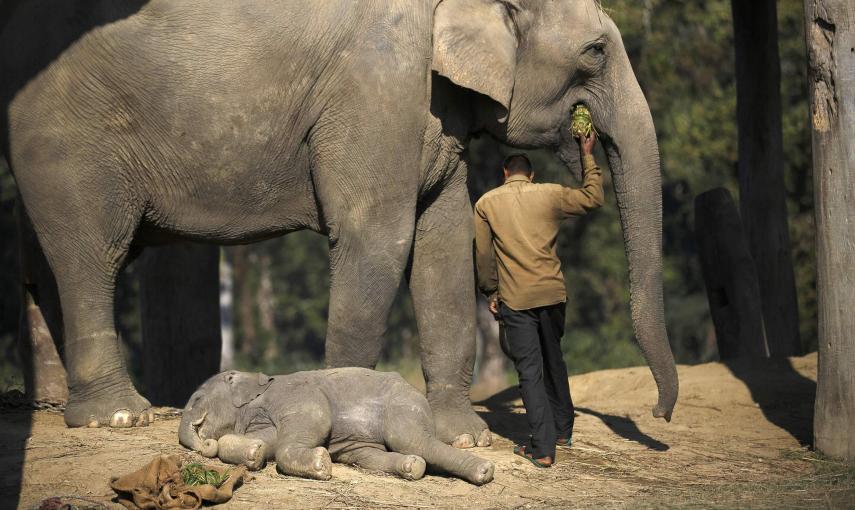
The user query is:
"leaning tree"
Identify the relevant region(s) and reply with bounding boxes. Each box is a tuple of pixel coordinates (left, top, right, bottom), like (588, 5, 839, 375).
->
(804, 0, 854, 460)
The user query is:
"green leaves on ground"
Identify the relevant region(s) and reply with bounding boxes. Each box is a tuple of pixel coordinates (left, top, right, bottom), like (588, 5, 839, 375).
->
(180, 463, 230, 488)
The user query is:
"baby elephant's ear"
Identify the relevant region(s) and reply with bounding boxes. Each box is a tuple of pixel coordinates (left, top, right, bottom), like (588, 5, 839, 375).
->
(226, 371, 274, 408)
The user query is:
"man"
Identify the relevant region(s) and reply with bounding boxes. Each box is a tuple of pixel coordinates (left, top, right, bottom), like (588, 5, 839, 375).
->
(473, 132, 603, 467)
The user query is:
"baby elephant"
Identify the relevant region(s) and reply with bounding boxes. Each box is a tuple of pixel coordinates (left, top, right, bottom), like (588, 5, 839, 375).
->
(179, 368, 494, 485)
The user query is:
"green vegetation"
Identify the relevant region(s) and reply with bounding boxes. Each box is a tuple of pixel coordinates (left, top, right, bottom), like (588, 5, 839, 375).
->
(180, 463, 230, 488)
(570, 104, 596, 139)
(0, 0, 815, 387)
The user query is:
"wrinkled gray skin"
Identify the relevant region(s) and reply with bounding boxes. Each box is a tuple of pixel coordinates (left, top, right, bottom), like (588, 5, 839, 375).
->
(1, 0, 678, 440)
(179, 368, 494, 485)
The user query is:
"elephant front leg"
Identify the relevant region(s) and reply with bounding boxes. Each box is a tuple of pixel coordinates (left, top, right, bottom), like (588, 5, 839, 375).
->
(409, 178, 490, 448)
(216, 433, 272, 471)
(274, 398, 334, 480)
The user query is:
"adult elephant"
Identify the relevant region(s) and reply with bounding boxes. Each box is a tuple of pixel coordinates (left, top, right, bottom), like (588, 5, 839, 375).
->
(0, 0, 678, 442)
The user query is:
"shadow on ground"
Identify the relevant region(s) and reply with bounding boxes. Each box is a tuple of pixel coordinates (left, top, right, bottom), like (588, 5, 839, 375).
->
(476, 386, 669, 451)
(0, 403, 32, 509)
(724, 356, 816, 447)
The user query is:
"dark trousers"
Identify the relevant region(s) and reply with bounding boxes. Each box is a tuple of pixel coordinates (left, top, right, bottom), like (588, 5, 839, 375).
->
(499, 302, 574, 459)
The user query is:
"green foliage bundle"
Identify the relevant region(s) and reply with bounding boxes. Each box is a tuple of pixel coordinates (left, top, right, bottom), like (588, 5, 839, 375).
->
(570, 105, 596, 138)
(180, 463, 230, 488)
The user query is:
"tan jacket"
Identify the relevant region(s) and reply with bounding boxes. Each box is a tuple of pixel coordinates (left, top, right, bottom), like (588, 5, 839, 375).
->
(474, 155, 604, 310)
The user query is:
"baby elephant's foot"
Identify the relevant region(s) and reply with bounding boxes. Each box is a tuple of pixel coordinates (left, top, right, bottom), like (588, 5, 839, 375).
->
(277, 446, 332, 481)
(215, 434, 267, 471)
(465, 459, 495, 486)
(396, 455, 426, 481)
(307, 447, 333, 480)
(245, 439, 267, 471)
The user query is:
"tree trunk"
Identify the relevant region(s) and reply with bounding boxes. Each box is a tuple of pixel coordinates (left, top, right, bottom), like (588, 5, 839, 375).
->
(732, 0, 801, 357)
(139, 244, 221, 407)
(804, 0, 855, 460)
(694, 188, 767, 359)
(15, 206, 67, 403)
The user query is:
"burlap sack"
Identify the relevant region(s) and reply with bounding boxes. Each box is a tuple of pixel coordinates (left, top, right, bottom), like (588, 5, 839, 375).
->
(110, 454, 246, 510)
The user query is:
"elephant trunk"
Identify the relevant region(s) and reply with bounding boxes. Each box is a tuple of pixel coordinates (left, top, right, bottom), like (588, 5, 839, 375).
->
(179, 410, 219, 457)
(590, 55, 679, 421)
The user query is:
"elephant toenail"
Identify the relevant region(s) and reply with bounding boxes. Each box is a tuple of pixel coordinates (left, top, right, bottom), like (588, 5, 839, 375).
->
(476, 429, 492, 447)
(86, 416, 99, 428)
(110, 409, 133, 427)
(452, 433, 476, 449)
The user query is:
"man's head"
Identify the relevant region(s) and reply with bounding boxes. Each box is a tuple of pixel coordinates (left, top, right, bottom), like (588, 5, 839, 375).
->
(503, 154, 534, 182)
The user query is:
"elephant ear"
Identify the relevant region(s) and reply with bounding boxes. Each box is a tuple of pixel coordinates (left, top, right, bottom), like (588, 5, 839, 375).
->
(432, 0, 519, 122)
(224, 371, 274, 408)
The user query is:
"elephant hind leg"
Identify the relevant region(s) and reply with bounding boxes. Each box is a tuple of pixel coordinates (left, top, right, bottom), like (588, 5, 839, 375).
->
(384, 411, 494, 485)
(332, 443, 425, 481)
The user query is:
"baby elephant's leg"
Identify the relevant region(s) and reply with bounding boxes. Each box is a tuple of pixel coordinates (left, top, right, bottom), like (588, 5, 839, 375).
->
(334, 444, 426, 481)
(216, 433, 270, 471)
(274, 390, 334, 480)
(275, 445, 333, 481)
(386, 414, 494, 485)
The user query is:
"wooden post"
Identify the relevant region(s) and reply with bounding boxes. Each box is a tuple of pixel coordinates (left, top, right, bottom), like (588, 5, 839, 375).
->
(804, 0, 855, 460)
(139, 244, 222, 407)
(16, 205, 67, 403)
(732, 0, 802, 357)
(694, 188, 767, 359)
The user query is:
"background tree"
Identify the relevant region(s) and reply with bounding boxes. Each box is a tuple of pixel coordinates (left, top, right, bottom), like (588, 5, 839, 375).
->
(731, 0, 801, 357)
(804, 0, 854, 460)
(139, 244, 221, 407)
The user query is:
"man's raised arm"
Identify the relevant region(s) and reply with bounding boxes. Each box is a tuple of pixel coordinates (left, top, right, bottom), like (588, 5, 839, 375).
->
(558, 133, 605, 217)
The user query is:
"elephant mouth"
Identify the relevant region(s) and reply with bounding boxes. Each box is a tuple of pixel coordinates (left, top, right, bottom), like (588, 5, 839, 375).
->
(180, 410, 219, 457)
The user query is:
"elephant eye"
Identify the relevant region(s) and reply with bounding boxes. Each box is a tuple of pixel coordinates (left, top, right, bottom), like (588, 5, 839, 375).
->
(583, 42, 606, 57)
(577, 40, 607, 75)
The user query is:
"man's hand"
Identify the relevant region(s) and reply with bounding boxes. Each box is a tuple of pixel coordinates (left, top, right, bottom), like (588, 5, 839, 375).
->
(489, 296, 499, 316)
(577, 131, 596, 156)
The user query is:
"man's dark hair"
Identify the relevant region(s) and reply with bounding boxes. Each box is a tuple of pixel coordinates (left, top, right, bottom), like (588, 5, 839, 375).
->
(503, 154, 533, 176)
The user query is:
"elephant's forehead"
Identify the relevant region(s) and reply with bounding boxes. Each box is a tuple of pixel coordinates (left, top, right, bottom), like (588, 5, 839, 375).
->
(530, 0, 604, 22)
(527, 1, 613, 46)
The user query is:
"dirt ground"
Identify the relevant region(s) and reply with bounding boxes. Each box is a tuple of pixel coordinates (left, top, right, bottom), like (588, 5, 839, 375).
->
(4, 353, 854, 509)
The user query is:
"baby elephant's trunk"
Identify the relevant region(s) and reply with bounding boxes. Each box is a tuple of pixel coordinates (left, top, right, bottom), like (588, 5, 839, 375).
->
(178, 410, 219, 458)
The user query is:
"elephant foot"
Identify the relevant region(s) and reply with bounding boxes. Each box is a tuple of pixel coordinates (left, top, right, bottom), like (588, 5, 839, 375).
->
(396, 455, 426, 481)
(277, 447, 333, 481)
(308, 447, 333, 480)
(429, 392, 491, 448)
(64, 385, 152, 428)
(245, 440, 267, 471)
(464, 458, 495, 486)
